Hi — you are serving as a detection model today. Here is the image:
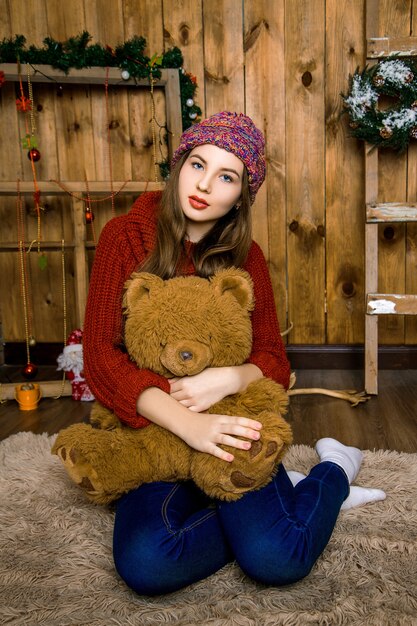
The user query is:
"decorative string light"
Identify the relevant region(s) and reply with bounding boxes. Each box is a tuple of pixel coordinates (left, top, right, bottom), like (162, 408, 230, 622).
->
(54, 238, 68, 399)
(149, 75, 159, 183)
(105, 67, 116, 218)
(16, 179, 38, 379)
(16, 62, 45, 266)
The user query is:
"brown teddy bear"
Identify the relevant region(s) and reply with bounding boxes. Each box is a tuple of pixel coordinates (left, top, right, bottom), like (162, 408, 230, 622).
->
(52, 268, 292, 505)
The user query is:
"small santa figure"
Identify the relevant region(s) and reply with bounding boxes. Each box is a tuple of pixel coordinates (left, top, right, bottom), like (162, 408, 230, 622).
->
(57, 329, 94, 401)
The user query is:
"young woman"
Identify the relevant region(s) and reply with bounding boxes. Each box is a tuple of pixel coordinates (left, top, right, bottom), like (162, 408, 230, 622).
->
(83, 112, 384, 595)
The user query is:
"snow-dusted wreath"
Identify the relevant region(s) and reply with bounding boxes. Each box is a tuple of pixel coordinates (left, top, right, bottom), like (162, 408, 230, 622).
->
(342, 59, 417, 151)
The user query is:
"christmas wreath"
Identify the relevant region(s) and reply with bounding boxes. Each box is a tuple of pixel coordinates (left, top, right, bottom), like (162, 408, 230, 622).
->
(342, 58, 417, 151)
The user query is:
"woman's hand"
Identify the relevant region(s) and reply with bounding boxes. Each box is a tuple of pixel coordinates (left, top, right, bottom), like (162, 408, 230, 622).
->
(177, 411, 263, 462)
(169, 364, 263, 412)
(137, 386, 263, 462)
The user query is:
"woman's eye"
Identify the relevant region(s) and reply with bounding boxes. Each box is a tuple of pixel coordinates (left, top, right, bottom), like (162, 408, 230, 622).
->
(192, 161, 203, 170)
(221, 174, 233, 183)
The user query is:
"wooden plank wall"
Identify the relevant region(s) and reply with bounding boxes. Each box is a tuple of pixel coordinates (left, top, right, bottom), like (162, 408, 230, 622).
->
(1, 0, 417, 349)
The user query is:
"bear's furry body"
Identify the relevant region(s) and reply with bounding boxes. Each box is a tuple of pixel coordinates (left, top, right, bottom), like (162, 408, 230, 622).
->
(52, 269, 292, 504)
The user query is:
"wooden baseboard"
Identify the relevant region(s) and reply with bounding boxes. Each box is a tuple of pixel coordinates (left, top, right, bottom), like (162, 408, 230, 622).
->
(3, 342, 417, 369)
(286, 344, 417, 369)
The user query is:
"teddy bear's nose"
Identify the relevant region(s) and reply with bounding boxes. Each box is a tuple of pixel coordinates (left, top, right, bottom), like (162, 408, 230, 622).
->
(160, 340, 212, 376)
(180, 351, 193, 361)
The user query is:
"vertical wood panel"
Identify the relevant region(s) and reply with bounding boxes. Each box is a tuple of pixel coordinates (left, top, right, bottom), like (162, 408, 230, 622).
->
(43, 0, 86, 338)
(123, 0, 164, 185)
(124, 0, 167, 186)
(244, 0, 287, 329)
(285, 0, 326, 343)
(326, 0, 365, 343)
(124, 0, 164, 55)
(84, 0, 133, 229)
(4, 0, 78, 341)
(377, 0, 411, 344)
(163, 0, 206, 118)
(203, 0, 244, 116)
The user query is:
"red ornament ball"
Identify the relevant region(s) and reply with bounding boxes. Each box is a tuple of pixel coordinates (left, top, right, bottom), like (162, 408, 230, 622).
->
(22, 362, 38, 379)
(85, 210, 95, 224)
(28, 148, 41, 162)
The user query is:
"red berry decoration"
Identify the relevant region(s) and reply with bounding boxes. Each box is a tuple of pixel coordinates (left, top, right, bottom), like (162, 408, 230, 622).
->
(22, 362, 38, 379)
(85, 210, 95, 223)
(28, 148, 41, 162)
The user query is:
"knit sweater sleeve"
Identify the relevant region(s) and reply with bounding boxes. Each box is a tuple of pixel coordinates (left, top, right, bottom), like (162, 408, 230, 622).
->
(244, 242, 291, 389)
(83, 211, 170, 429)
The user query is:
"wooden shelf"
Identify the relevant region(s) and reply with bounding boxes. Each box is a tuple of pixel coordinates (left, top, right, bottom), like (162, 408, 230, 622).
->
(367, 294, 417, 315)
(0, 241, 97, 251)
(0, 62, 181, 160)
(0, 380, 72, 399)
(367, 36, 417, 59)
(0, 180, 164, 196)
(366, 202, 417, 223)
(0, 62, 181, 339)
(0, 63, 176, 87)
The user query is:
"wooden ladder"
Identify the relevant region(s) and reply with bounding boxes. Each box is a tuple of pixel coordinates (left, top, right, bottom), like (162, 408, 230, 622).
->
(365, 1, 417, 394)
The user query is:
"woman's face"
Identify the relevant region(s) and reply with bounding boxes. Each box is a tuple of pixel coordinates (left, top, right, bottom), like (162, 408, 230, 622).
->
(178, 143, 244, 242)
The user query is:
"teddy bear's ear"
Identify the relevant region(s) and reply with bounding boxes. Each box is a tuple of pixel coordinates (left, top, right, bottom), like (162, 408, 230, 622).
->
(211, 268, 254, 311)
(123, 272, 164, 312)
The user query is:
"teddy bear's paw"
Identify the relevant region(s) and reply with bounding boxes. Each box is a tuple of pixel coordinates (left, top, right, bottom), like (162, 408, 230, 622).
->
(89, 402, 121, 430)
(55, 444, 104, 497)
(229, 439, 280, 488)
(221, 412, 293, 499)
(229, 436, 284, 491)
(192, 415, 292, 501)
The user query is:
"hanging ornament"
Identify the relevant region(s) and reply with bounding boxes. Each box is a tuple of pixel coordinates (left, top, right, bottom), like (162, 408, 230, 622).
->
(16, 94, 32, 112)
(121, 69, 130, 80)
(29, 335, 37, 347)
(38, 252, 48, 270)
(85, 209, 95, 223)
(22, 362, 38, 380)
(186, 98, 194, 107)
(28, 148, 41, 162)
(21, 133, 38, 150)
(189, 112, 197, 120)
(372, 74, 384, 87)
(380, 126, 393, 139)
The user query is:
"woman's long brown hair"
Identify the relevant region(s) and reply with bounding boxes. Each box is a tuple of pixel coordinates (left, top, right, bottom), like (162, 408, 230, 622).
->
(140, 151, 253, 279)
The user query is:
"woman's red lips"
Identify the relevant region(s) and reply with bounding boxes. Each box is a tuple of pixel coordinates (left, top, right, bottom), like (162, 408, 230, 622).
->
(189, 195, 209, 210)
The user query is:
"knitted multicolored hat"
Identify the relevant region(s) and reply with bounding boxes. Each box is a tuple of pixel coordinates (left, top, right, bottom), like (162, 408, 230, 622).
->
(171, 111, 266, 203)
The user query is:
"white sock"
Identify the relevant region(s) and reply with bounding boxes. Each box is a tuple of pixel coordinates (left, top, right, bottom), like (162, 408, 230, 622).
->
(286, 469, 386, 510)
(315, 437, 363, 484)
(341, 486, 386, 510)
(286, 470, 306, 486)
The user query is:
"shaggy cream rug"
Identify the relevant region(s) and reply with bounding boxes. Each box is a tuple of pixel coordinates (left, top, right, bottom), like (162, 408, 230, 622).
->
(0, 432, 416, 626)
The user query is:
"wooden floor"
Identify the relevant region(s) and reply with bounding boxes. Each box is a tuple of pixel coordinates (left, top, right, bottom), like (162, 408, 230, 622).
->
(1, 367, 416, 453)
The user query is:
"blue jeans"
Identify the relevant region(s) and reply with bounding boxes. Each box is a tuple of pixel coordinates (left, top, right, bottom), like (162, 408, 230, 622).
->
(113, 462, 349, 595)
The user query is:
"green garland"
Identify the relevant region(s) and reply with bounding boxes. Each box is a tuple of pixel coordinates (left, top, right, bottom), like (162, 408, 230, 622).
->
(0, 32, 202, 132)
(342, 58, 417, 152)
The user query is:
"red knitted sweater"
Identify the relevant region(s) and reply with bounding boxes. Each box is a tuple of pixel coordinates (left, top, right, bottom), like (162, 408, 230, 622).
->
(83, 191, 291, 428)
